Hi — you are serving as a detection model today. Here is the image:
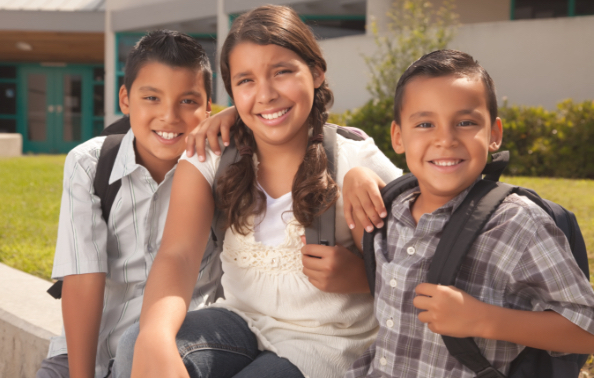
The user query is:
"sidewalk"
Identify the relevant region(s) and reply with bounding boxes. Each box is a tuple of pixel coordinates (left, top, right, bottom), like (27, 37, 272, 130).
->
(0, 263, 62, 378)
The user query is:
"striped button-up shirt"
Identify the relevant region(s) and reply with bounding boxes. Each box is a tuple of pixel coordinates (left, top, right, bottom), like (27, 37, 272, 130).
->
(48, 130, 222, 378)
(347, 184, 594, 378)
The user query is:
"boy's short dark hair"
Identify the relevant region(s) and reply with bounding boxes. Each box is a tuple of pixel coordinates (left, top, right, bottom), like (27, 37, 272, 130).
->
(393, 49, 497, 125)
(124, 30, 212, 101)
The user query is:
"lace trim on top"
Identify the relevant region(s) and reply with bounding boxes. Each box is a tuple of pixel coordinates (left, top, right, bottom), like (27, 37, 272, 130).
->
(224, 218, 306, 275)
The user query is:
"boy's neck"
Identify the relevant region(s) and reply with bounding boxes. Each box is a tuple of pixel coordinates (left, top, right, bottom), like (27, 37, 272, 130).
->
(133, 141, 177, 184)
(410, 189, 460, 224)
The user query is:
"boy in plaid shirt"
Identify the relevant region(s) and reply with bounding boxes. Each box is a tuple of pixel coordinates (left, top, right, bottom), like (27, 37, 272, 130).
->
(346, 50, 594, 377)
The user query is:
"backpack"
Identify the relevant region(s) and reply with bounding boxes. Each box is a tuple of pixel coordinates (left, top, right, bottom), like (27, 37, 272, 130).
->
(362, 151, 590, 378)
(48, 118, 368, 299)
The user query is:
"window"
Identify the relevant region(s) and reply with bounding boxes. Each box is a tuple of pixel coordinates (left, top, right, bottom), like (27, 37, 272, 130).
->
(0, 64, 18, 133)
(512, 0, 594, 19)
(302, 15, 366, 40)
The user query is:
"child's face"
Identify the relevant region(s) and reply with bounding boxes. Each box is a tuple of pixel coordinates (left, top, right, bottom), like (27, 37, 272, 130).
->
(228, 42, 325, 148)
(119, 62, 211, 168)
(391, 74, 502, 205)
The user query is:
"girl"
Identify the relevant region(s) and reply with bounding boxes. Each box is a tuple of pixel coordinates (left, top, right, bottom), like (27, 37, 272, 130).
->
(115, 5, 401, 378)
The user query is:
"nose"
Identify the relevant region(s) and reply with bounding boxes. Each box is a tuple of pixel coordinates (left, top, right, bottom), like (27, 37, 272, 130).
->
(256, 79, 278, 104)
(434, 124, 458, 148)
(160, 101, 181, 124)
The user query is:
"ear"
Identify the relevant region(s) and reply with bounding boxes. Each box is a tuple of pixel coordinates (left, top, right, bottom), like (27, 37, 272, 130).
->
(206, 98, 212, 118)
(311, 66, 326, 89)
(488, 117, 503, 152)
(119, 85, 130, 115)
(391, 120, 405, 154)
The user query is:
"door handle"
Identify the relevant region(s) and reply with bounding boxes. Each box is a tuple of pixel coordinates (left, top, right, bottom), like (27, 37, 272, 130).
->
(56, 105, 63, 113)
(48, 105, 54, 113)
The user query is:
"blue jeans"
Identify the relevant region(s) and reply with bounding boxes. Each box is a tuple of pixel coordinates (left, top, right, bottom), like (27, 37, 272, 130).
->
(114, 307, 304, 378)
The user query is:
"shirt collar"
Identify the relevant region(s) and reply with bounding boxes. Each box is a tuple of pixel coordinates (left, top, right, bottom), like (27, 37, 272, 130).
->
(108, 128, 141, 184)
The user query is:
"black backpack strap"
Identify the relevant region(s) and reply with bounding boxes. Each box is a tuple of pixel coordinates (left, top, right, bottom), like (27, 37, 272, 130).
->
(48, 132, 126, 299)
(482, 151, 509, 182)
(100, 116, 131, 136)
(363, 173, 419, 294)
(427, 180, 515, 378)
(94, 134, 126, 223)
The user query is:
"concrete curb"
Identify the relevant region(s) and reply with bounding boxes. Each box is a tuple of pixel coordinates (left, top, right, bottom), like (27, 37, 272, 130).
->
(0, 263, 63, 378)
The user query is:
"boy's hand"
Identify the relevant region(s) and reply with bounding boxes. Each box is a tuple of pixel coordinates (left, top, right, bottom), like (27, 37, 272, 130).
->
(185, 106, 238, 161)
(300, 235, 369, 294)
(343, 167, 387, 233)
(413, 283, 489, 338)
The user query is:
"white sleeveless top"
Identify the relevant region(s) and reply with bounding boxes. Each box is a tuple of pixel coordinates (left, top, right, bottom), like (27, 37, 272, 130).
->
(180, 135, 402, 377)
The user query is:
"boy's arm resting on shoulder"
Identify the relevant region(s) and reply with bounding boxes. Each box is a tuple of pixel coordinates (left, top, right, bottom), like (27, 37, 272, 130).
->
(62, 273, 106, 378)
(414, 283, 594, 354)
(131, 161, 214, 378)
(186, 106, 238, 161)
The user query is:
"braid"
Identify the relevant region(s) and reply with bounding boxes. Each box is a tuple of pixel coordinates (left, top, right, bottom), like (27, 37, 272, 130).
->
(291, 82, 338, 227)
(216, 121, 266, 235)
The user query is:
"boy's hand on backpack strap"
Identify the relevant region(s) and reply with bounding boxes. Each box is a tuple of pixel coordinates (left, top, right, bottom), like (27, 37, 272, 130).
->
(300, 235, 369, 294)
(413, 283, 489, 338)
(343, 167, 387, 233)
(185, 106, 237, 161)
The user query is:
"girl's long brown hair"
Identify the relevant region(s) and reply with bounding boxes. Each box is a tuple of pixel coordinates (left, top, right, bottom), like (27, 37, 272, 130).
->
(217, 5, 338, 235)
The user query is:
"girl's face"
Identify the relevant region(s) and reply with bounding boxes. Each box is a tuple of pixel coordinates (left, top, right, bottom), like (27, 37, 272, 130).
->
(228, 42, 325, 149)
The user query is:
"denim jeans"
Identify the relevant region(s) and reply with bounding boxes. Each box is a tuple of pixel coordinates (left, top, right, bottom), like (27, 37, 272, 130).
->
(114, 307, 304, 378)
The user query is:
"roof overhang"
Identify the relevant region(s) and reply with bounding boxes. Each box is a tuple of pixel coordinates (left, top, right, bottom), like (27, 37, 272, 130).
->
(0, 10, 103, 32)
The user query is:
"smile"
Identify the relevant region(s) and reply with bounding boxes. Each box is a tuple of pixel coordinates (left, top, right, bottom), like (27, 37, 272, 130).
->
(259, 108, 290, 120)
(154, 131, 181, 140)
(431, 160, 462, 167)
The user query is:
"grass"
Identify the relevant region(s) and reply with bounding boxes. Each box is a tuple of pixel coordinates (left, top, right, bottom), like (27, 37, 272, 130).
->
(0, 155, 65, 280)
(0, 156, 593, 374)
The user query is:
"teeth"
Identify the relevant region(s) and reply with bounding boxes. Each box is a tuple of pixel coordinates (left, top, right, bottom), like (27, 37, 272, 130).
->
(433, 160, 461, 167)
(261, 108, 289, 120)
(156, 131, 180, 140)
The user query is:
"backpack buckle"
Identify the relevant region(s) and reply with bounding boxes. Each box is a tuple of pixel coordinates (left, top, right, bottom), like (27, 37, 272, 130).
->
(475, 366, 506, 378)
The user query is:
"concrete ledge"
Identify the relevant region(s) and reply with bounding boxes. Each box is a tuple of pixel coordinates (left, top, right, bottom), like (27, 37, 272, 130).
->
(0, 134, 22, 157)
(0, 263, 62, 378)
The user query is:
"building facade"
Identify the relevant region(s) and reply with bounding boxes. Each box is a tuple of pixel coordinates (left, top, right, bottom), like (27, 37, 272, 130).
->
(1, 0, 592, 153)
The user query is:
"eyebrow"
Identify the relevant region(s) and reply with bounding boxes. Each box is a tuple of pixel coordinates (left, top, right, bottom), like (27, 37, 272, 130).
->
(408, 109, 484, 120)
(232, 61, 296, 81)
(138, 86, 162, 93)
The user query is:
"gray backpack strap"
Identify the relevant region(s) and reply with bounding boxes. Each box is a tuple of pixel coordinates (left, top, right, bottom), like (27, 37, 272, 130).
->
(305, 124, 338, 246)
(211, 136, 239, 248)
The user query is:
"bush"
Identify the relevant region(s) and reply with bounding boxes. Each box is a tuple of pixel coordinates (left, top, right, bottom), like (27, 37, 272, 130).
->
(332, 99, 594, 178)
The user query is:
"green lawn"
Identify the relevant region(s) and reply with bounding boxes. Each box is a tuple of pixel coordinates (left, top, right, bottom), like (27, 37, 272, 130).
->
(0, 155, 65, 280)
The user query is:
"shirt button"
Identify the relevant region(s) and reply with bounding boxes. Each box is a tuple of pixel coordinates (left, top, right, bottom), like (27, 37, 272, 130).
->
(386, 318, 394, 328)
(379, 357, 388, 366)
(153, 193, 158, 201)
(389, 278, 397, 288)
(406, 246, 416, 255)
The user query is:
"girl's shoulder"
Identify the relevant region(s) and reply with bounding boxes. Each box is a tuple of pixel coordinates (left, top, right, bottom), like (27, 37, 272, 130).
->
(178, 137, 226, 186)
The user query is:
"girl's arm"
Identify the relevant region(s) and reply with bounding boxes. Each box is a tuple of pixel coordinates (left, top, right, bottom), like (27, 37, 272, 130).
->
(130, 161, 214, 378)
(414, 283, 594, 354)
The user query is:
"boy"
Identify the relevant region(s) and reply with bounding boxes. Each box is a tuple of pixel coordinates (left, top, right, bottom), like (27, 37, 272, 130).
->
(36, 30, 217, 378)
(346, 50, 594, 377)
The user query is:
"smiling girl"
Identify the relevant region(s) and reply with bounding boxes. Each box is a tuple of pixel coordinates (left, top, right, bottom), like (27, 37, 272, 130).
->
(114, 5, 400, 378)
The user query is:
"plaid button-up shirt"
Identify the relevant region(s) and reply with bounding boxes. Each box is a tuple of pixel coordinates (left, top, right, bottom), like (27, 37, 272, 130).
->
(347, 184, 594, 378)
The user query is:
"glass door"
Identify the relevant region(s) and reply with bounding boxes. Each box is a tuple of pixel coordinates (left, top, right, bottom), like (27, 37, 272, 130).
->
(20, 66, 92, 153)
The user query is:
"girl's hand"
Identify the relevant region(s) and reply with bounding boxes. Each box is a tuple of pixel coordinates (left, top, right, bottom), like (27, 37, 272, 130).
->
(131, 332, 189, 378)
(185, 106, 238, 161)
(343, 167, 387, 233)
(413, 283, 489, 338)
(300, 235, 369, 294)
